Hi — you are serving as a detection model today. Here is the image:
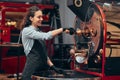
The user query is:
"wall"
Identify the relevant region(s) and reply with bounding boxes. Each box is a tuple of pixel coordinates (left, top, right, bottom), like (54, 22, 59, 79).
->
(55, 0, 75, 44)
(105, 5, 120, 57)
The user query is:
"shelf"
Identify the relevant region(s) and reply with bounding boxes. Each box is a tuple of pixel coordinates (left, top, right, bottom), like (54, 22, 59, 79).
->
(11, 34, 19, 36)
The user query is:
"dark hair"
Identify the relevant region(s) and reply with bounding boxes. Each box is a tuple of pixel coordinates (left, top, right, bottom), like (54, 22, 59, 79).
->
(20, 6, 41, 30)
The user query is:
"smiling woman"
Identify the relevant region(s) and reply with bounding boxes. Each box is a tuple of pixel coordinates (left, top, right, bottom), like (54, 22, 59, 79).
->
(20, 6, 72, 80)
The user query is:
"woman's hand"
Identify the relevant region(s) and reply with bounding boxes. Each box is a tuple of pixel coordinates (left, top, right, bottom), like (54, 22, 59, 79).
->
(63, 28, 75, 35)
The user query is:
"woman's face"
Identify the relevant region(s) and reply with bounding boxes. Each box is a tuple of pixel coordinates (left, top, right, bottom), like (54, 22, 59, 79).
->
(30, 10, 43, 27)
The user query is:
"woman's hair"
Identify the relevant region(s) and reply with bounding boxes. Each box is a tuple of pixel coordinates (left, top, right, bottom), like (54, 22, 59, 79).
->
(20, 6, 41, 30)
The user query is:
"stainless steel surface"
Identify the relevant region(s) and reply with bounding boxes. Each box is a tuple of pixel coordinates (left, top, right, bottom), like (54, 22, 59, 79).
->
(31, 70, 101, 80)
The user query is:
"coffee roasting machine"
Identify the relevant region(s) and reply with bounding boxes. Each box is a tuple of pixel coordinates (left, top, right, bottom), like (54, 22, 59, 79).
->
(67, 0, 120, 80)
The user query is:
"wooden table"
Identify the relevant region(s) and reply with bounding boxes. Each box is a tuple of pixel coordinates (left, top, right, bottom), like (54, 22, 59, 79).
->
(0, 43, 23, 80)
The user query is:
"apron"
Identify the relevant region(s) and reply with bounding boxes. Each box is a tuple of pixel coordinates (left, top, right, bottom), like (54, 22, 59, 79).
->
(22, 39, 49, 80)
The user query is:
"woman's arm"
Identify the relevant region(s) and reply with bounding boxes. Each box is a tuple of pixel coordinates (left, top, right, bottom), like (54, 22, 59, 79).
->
(51, 28, 63, 37)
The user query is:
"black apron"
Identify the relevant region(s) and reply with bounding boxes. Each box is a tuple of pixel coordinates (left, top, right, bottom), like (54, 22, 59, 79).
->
(22, 39, 49, 80)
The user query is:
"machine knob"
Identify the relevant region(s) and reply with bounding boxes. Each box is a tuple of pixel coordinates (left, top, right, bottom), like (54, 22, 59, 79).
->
(94, 49, 103, 63)
(76, 28, 97, 37)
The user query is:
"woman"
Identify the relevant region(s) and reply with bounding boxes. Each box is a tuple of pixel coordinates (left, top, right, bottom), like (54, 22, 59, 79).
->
(20, 6, 74, 80)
